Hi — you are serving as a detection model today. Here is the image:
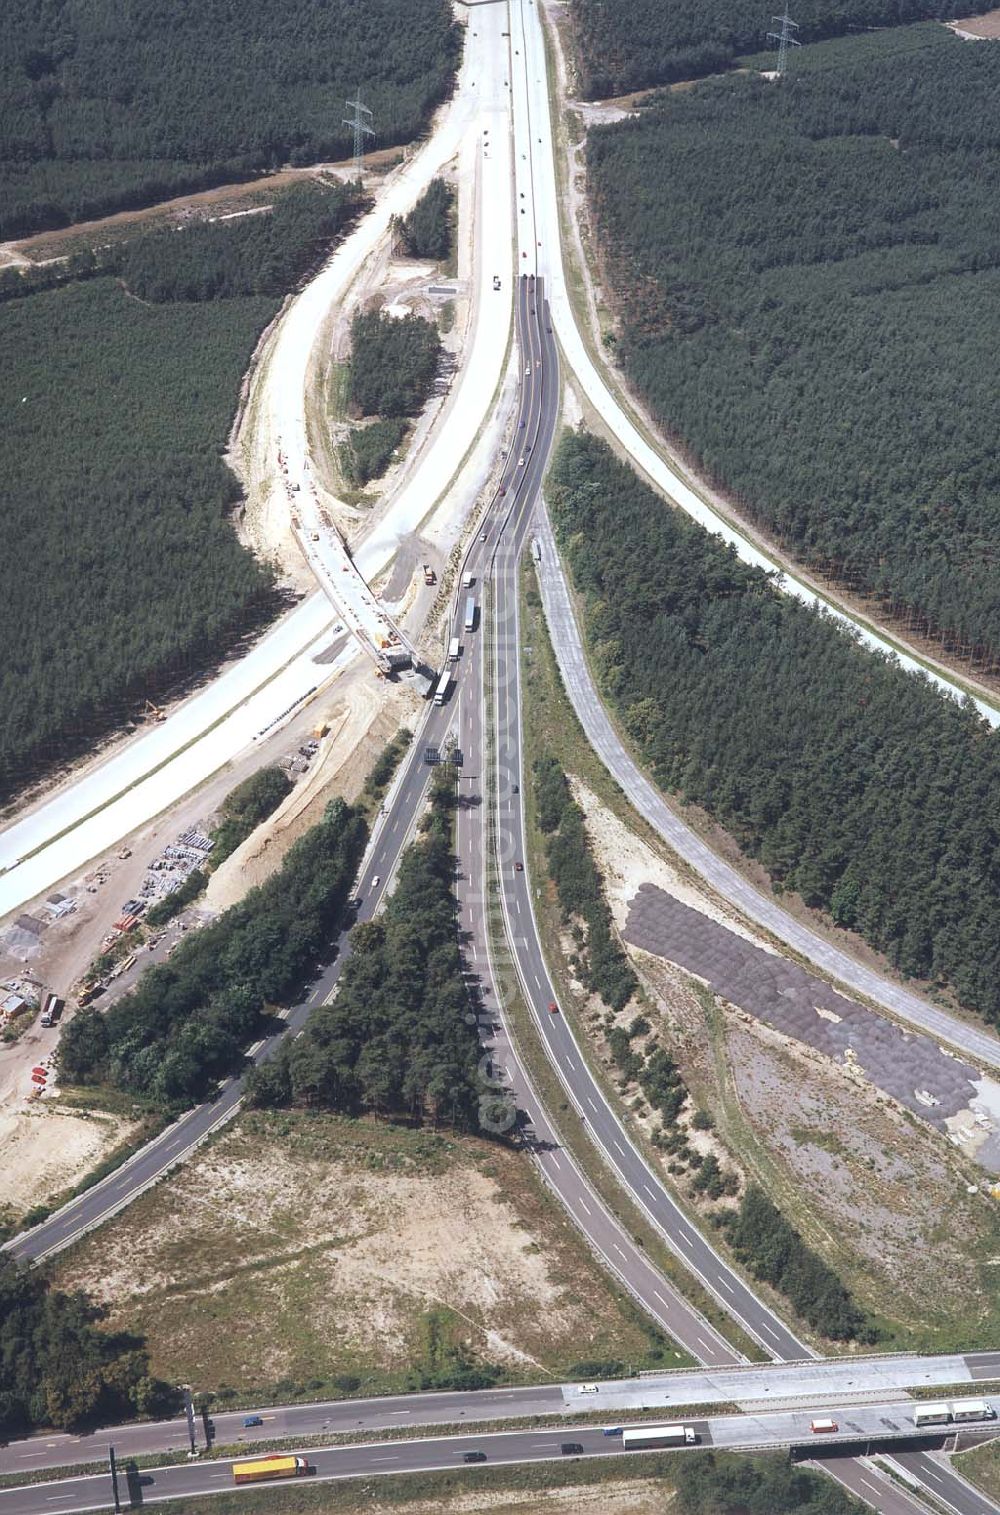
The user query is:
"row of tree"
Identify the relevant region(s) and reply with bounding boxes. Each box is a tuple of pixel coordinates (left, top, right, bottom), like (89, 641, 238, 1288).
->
(569, 0, 996, 95)
(534, 756, 637, 1011)
(547, 430, 1000, 1025)
(0, 1258, 176, 1435)
(0, 0, 460, 238)
(585, 25, 1000, 667)
(246, 771, 484, 1128)
(58, 799, 367, 1108)
(208, 766, 293, 870)
(723, 1186, 875, 1342)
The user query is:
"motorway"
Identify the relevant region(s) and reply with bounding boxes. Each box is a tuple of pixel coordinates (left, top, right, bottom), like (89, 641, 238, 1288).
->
(0, 0, 514, 921)
(2, 1401, 998, 1515)
(5, 1354, 997, 1478)
(509, 0, 1000, 1074)
(2, 10, 998, 1515)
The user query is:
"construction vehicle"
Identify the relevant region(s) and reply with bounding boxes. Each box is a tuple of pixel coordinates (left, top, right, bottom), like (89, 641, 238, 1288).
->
(423, 564, 436, 585)
(144, 700, 166, 723)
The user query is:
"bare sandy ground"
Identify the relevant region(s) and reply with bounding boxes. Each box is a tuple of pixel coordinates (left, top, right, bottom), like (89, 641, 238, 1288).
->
(948, 8, 1000, 37)
(573, 778, 774, 952)
(54, 1112, 653, 1389)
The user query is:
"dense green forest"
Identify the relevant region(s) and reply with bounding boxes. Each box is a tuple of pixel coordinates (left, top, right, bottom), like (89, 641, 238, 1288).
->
(348, 308, 443, 419)
(547, 431, 1000, 1026)
(570, 0, 995, 93)
(0, 0, 460, 239)
(121, 184, 359, 303)
(0, 1258, 175, 1433)
(399, 177, 454, 261)
(585, 25, 1000, 668)
(534, 756, 637, 1010)
(675, 1452, 864, 1514)
(247, 771, 483, 1127)
(0, 276, 280, 802)
(58, 799, 367, 1108)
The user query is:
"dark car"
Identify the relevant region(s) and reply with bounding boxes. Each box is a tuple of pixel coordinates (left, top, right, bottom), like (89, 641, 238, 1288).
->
(463, 1450, 487, 1463)
(514, 861, 524, 872)
(560, 1442, 584, 1456)
(242, 1415, 263, 1429)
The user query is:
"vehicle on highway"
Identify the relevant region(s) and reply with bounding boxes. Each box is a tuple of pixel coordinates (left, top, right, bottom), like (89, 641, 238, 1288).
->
(464, 596, 477, 633)
(622, 1425, 697, 1450)
(449, 636, 461, 662)
(434, 669, 453, 706)
(371, 875, 381, 889)
(515, 861, 524, 872)
(809, 1418, 839, 1434)
(577, 1383, 599, 1394)
(561, 1442, 584, 1455)
(913, 1399, 994, 1426)
(512, 782, 519, 793)
(232, 1455, 309, 1484)
(242, 1415, 263, 1429)
(603, 1426, 623, 1437)
(548, 1001, 559, 1014)
(525, 364, 531, 375)
(463, 1450, 487, 1463)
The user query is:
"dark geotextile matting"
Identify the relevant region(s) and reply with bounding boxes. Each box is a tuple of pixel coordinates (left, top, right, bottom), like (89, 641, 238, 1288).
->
(624, 884, 981, 1135)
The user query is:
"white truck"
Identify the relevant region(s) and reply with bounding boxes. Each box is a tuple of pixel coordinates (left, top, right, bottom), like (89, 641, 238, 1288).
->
(448, 637, 461, 662)
(622, 1425, 697, 1451)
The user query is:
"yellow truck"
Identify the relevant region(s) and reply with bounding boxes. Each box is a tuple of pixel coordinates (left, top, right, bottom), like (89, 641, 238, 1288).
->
(232, 1455, 309, 1485)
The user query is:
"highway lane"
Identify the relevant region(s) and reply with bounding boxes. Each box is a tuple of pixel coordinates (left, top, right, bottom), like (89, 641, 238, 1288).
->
(485, 285, 807, 1364)
(456, 275, 739, 1364)
(0, 2, 514, 922)
(4, 1351, 996, 1477)
(508, 0, 1000, 1076)
(3, 1401, 996, 1515)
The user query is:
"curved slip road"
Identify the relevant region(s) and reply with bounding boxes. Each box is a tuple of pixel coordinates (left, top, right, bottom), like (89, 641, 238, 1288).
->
(507, 0, 1000, 1078)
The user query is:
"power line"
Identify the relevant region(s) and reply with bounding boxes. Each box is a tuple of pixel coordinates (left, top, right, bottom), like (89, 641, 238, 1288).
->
(766, 12, 800, 76)
(343, 88, 375, 180)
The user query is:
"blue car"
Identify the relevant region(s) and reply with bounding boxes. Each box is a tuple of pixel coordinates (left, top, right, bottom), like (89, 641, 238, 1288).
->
(242, 1415, 263, 1429)
(603, 1426, 622, 1437)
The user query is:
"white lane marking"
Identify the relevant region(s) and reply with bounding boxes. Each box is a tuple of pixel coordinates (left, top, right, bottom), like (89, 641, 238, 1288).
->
(548, 1153, 561, 1169)
(612, 1140, 626, 1157)
(613, 1243, 628, 1259)
(586, 1097, 598, 1111)
(760, 1323, 781, 1341)
(676, 1231, 693, 1249)
(565, 1056, 575, 1070)
(717, 1275, 734, 1294)
(578, 1198, 592, 1216)
(643, 1183, 658, 1200)
(653, 1290, 671, 1307)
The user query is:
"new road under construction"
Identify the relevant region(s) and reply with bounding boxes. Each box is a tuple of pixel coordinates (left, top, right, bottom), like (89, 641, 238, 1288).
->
(1, 4, 999, 1515)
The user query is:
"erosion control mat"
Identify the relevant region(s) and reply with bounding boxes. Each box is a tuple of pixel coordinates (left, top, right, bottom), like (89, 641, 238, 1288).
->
(625, 884, 1000, 1172)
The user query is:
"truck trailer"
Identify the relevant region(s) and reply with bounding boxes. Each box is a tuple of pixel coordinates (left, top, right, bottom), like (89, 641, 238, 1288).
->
(622, 1425, 697, 1451)
(232, 1456, 309, 1485)
(448, 637, 461, 662)
(464, 596, 477, 633)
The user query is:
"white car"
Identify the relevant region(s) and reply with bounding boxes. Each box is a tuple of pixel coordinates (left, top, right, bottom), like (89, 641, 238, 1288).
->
(577, 1383, 600, 1395)
(371, 875, 381, 889)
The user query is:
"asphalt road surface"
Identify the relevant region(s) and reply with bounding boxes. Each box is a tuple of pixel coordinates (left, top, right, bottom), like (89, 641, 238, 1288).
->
(3, 1400, 998, 1515)
(510, 0, 1000, 1075)
(4, 1354, 996, 1479)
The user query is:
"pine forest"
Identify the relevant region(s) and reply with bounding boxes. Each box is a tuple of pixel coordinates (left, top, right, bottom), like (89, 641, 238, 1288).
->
(585, 26, 1000, 671)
